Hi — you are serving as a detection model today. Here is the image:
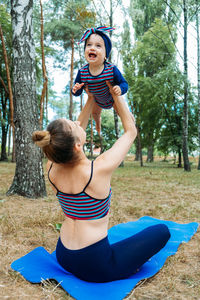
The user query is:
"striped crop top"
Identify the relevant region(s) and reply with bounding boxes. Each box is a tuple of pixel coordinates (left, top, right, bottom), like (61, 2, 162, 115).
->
(48, 161, 111, 220)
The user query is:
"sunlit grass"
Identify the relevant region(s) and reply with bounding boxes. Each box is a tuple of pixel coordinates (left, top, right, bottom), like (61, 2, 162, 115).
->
(0, 157, 199, 299)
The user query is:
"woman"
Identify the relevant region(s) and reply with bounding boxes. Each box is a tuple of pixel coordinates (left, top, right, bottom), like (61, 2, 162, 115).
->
(32, 82, 170, 283)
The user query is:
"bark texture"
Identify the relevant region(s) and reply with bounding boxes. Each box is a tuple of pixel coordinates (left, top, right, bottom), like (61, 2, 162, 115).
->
(196, 0, 200, 170)
(7, 0, 46, 197)
(0, 76, 9, 161)
(146, 144, 154, 162)
(182, 0, 191, 171)
(39, 0, 48, 128)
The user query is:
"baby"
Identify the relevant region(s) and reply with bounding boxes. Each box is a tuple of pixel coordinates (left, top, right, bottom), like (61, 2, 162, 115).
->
(72, 26, 128, 134)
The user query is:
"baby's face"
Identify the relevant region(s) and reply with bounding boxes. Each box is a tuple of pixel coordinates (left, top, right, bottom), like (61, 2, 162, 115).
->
(85, 34, 106, 66)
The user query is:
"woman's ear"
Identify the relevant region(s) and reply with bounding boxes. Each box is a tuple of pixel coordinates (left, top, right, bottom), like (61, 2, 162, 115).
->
(74, 141, 82, 152)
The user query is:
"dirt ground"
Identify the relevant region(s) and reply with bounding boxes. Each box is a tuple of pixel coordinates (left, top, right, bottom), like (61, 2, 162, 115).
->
(0, 157, 199, 299)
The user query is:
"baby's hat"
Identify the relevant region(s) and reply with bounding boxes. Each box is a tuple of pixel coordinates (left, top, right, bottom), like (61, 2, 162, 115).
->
(79, 26, 115, 59)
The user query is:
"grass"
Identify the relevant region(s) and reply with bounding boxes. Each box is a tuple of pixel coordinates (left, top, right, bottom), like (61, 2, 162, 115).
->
(0, 156, 199, 299)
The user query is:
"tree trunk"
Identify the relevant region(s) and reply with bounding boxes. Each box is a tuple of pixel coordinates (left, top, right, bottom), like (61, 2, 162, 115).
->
(0, 24, 15, 162)
(0, 92, 8, 161)
(0, 78, 9, 161)
(109, 0, 120, 144)
(178, 148, 182, 168)
(0, 124, 8, 161)
(7, 0, 46, 198)
(69, 37, 74, 120)
(135, 138, 140, 161)
(8, 124, 11, 157)
(113, 110, 119, 139)
(182, 0, 191, 171)
(137, 126, 143, 167)
(146, 144, 154, 162)
(196, 0, 200, 170)
(39, 0, 48, 129)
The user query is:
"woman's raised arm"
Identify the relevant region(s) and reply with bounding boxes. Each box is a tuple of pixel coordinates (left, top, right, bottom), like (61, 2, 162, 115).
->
(96, 81, 137, 172)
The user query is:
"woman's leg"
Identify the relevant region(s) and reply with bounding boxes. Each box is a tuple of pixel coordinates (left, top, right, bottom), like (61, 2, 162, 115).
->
(109, 224, 171, 280)
(56, 225, 170, 283)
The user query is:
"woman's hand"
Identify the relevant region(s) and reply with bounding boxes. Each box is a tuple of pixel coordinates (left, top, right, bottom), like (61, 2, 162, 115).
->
(106, 81, 121, 96)
(84, 84, 93, 98)
(106, 81, 114, 95)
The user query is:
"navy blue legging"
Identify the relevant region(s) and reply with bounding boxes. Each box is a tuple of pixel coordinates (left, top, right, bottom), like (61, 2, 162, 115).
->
(56, 224, 170, 282)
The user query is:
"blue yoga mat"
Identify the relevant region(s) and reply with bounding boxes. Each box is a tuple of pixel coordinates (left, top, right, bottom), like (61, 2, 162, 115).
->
(11, 216, 198, 300)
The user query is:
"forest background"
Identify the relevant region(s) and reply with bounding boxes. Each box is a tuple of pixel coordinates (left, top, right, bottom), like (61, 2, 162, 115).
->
(0, 0, 200, 195)
(0, 1, 200, 299)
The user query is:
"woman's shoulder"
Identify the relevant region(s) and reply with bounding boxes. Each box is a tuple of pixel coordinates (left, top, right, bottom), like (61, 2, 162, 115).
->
(46, 160, 53, 171)
(93, 155, 113, 175)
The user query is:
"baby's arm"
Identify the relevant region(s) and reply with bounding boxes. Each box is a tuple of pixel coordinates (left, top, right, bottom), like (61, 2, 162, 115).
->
(71, 70, 84, 96)
(113, 66, 128, 95)
(112, 85, 122, 96)
(72, 82, 84, 94)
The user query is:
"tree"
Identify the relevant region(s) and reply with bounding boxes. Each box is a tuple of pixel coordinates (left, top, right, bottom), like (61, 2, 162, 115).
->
(182, 0, 191, 171)
(155, 65, 185, 166)
(121, 19, 143, 165)
(7, 0, 46, 198)
(129, 0, 167, 38)
(161, 0, 200, 170)
(125, 0, 199, 168)
(195, 0, 200, 169)
(39, 0, 48, 128)
(0, 22, 15, 162)
(0, 73, 9, 161)
(127, 0, 172, 163)
(0, 4, 12, 161)
(108, 0, 121, 143)
(123, 16, 179, 164)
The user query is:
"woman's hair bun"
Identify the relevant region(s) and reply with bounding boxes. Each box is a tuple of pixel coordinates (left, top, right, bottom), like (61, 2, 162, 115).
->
(32, 130, 51, 148)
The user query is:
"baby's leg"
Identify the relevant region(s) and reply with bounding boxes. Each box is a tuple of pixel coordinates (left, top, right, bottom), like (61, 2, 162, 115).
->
(92, 102, 102, 135)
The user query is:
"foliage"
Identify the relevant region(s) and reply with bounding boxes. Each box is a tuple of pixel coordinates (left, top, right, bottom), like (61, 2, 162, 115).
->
(129, 0, 166, 37)
(124, 19, 179, 150)
(54, 222, 62, 231)
(0, 0, 199, 164)
(0, 4, 12, 160)
(89, 0, 122, 26)
(44, 0, 96, 50)
(49, 90, 80, 119)
(0, 4, 12, 50)
(85, 109, 118, 153)
(122, 2, 198, 160)
(0, 4, 12, 84)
